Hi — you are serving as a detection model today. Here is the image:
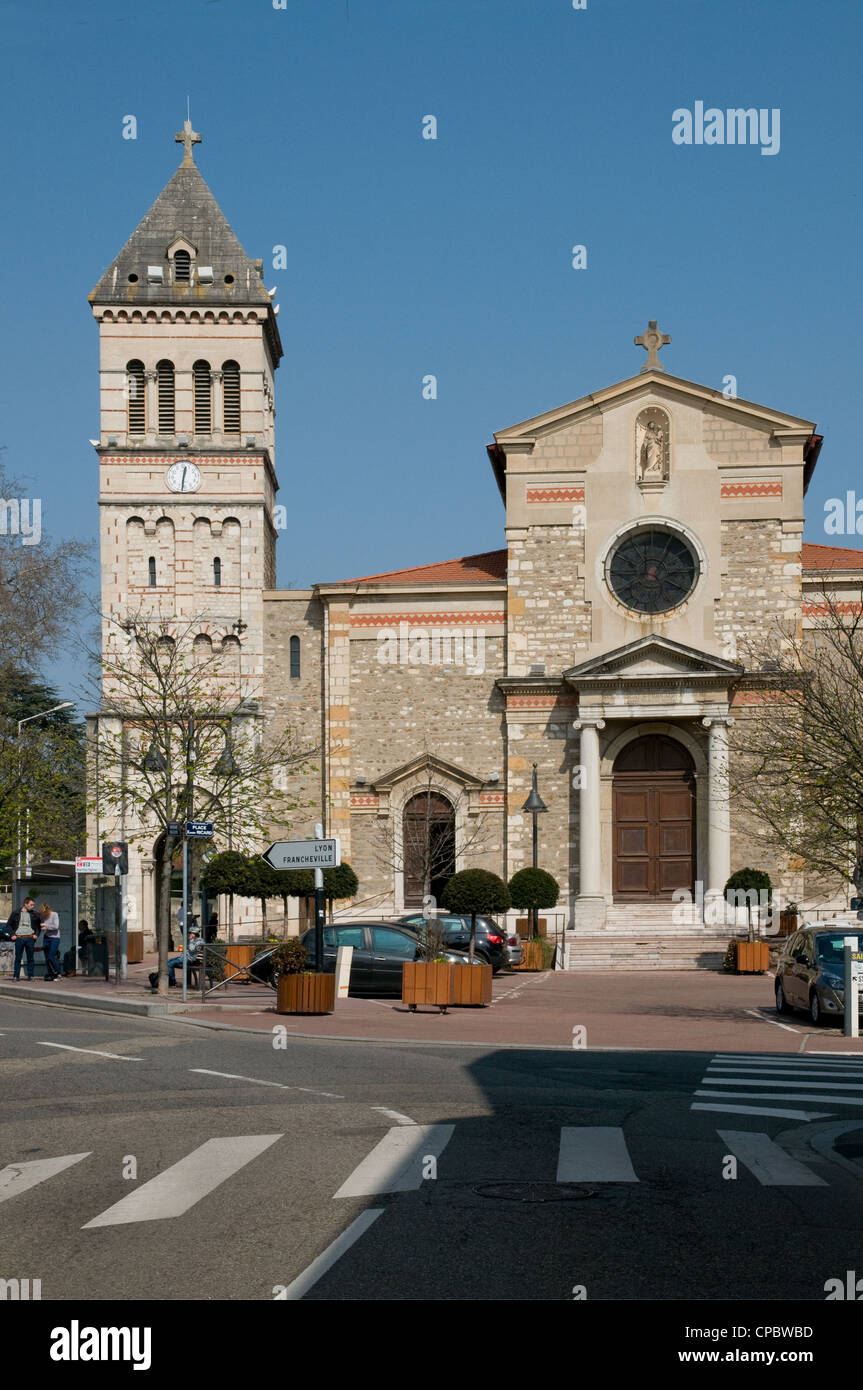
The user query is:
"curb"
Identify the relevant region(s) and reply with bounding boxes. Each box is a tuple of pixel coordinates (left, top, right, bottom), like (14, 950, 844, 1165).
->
(0, 983, 192, 1017)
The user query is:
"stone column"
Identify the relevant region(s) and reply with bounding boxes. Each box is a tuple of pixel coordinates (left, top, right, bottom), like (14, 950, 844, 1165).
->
(573, 716, 606, 929)
(211, 370, 223, 444)
(703, 716, 732, 923)
(144, 369, 157, 441)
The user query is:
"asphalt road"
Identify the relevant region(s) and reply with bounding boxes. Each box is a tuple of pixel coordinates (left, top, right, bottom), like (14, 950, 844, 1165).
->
(2, 995, 863, 1302)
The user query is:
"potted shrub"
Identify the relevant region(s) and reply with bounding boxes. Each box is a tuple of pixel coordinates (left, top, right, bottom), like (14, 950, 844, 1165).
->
(402, 922, 455, 1013)
(508, 867, 560, 971)
(275, 937, 336, 1015)
(724, 868, 772, 972)
(440, 868, 509, 1004)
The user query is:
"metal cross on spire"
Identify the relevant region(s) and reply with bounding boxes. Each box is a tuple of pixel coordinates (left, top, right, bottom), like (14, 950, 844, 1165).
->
(174, 117, 202, 166)
(634, 320, 671, 373)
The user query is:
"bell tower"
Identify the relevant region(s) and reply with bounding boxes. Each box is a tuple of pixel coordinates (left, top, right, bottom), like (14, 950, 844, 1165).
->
(89, 119, 283, 686)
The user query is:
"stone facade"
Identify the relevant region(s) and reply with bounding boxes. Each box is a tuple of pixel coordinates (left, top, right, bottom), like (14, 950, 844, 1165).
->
(89, 142, 856, 954)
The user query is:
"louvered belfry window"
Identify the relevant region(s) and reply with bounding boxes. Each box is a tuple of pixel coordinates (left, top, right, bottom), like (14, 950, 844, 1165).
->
(174, 249, 191, 282)
(127, 360, 145, 434)
(193, 360, 212, 433)
(222, 360, 241, 434)
(157, 360, 175, 433)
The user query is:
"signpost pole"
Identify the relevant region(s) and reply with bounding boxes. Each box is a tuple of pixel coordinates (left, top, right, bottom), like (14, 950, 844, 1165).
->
(181, 833, 189, 1003)
(114, 863, 122, 985)
(314, 820, 326, 972)
(844, 940, 859, 1039)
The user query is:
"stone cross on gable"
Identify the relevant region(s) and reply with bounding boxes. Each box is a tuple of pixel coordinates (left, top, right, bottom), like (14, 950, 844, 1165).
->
(174, 119, 202, 166)
(634, 320, 671, 372)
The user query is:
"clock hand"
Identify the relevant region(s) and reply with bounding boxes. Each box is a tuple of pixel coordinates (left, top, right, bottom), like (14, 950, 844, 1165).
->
(181, 466, 187, 491)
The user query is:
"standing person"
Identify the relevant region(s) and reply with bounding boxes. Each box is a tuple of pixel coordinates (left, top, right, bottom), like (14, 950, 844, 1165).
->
(39, 903, 62, 981)
(206, 911, 218, 943)
(7, 897, 40, 981)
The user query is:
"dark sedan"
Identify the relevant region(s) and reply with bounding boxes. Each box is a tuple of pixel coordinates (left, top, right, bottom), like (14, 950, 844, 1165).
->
(775, 925, 863, 1025)
(299, 921, 425, 996)
(397, 913, 507, 972)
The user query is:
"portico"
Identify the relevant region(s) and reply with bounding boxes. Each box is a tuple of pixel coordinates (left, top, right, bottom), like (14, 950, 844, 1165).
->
(566, 637, 739, 929)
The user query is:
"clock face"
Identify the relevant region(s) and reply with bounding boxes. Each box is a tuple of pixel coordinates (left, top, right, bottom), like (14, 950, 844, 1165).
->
(166, 462, 201, 493)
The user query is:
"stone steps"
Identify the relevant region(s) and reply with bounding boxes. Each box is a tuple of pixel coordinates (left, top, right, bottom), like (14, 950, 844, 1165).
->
(564, 934, 730, 971)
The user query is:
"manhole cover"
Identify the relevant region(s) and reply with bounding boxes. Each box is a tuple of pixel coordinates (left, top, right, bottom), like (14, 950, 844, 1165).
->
(474, 1182, 597, 1203)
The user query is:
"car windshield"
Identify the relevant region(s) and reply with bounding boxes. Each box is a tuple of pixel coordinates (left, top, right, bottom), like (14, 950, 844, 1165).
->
(815, 934, 862, 964)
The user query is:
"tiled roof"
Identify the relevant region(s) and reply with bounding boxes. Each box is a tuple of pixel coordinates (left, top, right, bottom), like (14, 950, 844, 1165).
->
(328, 548, 508, 585)
(802, 542, 863, 571)
(89, 158, 271, 309)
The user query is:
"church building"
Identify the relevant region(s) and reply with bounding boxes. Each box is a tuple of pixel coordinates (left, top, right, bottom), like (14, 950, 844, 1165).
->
(89, 127, 859, 965)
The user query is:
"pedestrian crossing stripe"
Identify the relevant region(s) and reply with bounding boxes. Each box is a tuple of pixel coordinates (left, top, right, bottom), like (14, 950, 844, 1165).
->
(0, 1115, 858, 1230)
(691, 1053, 863, 1120)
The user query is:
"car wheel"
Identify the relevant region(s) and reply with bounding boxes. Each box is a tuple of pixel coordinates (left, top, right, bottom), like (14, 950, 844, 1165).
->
(809, 990, 822, 1026)
(775, 978, 790, 1014)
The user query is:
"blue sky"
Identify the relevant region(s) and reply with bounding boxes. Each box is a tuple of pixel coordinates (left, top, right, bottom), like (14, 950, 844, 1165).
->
(0, 0, 860, 697)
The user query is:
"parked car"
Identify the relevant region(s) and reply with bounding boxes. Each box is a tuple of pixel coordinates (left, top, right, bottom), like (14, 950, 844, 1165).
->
(397, 913, 509, 972)
(297, 921, 480, 997)
(775, 924, 863, 1025)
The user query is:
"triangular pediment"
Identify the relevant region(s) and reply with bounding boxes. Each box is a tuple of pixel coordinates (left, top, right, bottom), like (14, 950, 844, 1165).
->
(564, 636, 742, 685)
(371, 752, 484, 792)
(493, 369, 815, 445)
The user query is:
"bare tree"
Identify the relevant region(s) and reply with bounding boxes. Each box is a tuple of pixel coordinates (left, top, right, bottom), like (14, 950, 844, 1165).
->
(729, 578, 863, 895)
(87, 610, 316, 994)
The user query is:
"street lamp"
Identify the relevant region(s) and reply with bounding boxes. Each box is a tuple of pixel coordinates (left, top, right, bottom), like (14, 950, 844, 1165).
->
(521, 763, 548, 938)
(17, 701, 75, 880)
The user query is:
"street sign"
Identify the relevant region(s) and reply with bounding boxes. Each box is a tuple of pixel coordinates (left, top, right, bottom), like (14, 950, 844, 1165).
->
(186, 821, 215, 839)
(75, 856, 103, 875)
(102, 841, 128, 874)
(167, 821, 180, 836)
(262, 837, 341, 870)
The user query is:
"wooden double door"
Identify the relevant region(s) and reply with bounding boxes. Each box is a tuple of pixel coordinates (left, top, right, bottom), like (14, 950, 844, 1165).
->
(612, 734, 695, 901)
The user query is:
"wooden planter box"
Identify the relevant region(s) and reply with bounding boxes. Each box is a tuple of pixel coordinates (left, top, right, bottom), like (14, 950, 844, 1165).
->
(276, 972, 336, 1014)
(778, 912, 799, 939)
(223, 943, 255, 981)
(402, 961, 454, 1012)
(519, 939, 546, 972)
(451, 962, 492, 1007)
(126, 931, 144, 965)
(735, 941, 770, 973)
(516, 917, 548, 938)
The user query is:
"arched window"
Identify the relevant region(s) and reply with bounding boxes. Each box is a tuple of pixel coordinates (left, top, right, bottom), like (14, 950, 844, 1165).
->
(156, 360, 175, 433)
(173, 249, 191, 283)
(213, 557, 221, 587)
(193, 360, 211, 433)
(126, 360, 145, 434)
(402, 791, 455, 908)
(148, 556, 156, 587)
(222, 360, 241, 434)
(289, 635, 300, 679)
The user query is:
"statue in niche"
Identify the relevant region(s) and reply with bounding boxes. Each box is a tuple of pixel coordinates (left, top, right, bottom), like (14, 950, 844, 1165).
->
(635, 407, 670, 484)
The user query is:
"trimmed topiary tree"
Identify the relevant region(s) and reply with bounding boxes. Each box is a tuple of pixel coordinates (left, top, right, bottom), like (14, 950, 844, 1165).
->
(724, 868, 772, 942)
(278, 860, 359, 923)
(508, 867, 560, 940)
(440, 868, 510, 963)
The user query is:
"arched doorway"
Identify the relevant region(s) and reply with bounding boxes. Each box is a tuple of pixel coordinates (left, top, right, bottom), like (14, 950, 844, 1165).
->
(612, 734, 695, 901)
(402, 791, 456, 908)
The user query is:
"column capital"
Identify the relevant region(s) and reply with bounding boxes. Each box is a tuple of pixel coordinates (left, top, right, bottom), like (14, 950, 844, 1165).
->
(573, 717, 605, 732)
(702, 715, 734, 730)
